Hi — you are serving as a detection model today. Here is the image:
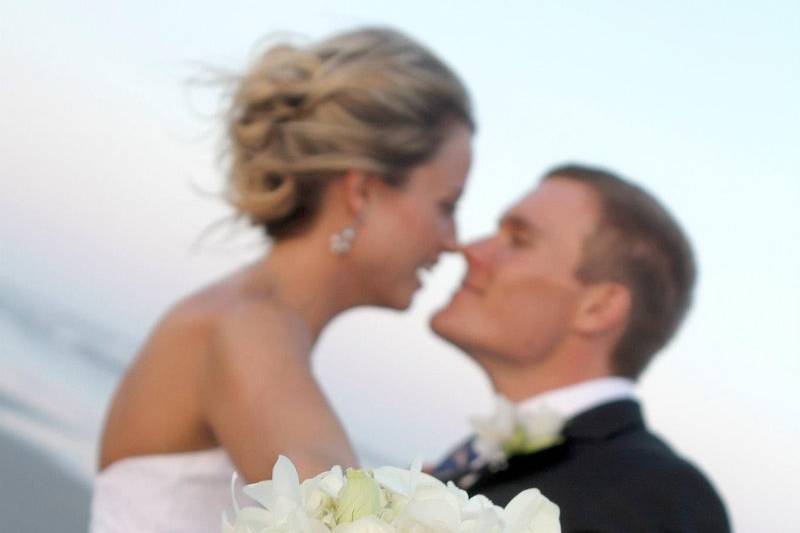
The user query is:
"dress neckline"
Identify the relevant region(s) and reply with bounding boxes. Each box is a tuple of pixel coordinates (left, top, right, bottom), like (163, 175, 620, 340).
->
(98, 447, 231, 477)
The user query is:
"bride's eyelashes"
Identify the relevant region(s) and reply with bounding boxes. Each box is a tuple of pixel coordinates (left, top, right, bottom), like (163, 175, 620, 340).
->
(439, 199, 459, 216)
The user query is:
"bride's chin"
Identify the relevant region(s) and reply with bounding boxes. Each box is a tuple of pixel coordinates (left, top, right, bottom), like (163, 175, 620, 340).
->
(366, 275, 422, 310)
(386, 285, 419, 311)
(387, 292, 415, 311)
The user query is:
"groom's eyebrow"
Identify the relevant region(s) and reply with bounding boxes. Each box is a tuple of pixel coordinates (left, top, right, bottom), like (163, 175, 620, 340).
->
(500, 213, 538, 232)
(500, 214, 540, 235)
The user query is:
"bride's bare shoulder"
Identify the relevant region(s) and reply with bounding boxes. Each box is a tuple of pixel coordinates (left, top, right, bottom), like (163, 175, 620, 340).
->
(137, 270, 312, 403)
(173, 275, 313, 372)
(149, 271, 301, 344)
(214, 298, 311, 360)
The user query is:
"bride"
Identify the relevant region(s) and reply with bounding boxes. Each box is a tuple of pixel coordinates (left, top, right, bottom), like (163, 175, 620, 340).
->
(90, 27, 474, 532)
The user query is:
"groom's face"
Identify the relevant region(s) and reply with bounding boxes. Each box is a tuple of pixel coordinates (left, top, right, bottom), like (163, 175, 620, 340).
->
(431, 177, 601, 364)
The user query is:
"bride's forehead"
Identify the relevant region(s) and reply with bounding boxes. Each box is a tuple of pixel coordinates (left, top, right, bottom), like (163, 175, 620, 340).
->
(404, 128, 472, 190)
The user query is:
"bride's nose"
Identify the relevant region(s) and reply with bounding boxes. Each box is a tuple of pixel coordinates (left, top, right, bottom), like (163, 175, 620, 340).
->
(440, 221, 459, 253)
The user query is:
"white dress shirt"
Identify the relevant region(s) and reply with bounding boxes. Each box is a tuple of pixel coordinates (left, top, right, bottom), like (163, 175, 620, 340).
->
(516, 377, 637, 421)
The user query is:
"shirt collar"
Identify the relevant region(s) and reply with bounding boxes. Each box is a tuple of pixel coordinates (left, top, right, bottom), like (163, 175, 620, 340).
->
(515, 377, 637, 421)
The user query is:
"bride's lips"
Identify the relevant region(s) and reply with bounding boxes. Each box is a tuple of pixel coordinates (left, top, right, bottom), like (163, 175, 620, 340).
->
(415, 260, 438, 285)
(417, 267, 433, 278)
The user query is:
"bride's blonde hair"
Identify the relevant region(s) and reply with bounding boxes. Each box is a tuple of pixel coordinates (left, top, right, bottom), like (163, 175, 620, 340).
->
(224, 27, 474, 238)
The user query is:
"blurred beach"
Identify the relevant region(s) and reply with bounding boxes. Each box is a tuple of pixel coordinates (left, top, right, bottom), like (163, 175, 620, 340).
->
(0, 281, 132, 531)
(0, 280, 403, 531)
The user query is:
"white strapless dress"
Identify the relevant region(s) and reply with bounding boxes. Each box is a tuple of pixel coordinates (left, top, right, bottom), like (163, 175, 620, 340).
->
(89, 448, 237, 533)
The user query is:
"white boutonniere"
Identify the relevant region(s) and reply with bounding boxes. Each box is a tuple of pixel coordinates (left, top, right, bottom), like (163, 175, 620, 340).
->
(470, 395, 566, 470)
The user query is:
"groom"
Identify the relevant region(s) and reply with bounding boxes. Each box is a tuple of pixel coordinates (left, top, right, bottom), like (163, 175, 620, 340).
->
(431, 164, 730, 532)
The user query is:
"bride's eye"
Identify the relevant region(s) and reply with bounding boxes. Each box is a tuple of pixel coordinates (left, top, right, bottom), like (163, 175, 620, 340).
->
(439, 200, 458, 216)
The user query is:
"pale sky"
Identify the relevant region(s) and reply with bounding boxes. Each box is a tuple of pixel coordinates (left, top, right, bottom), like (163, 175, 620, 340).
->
(1, 2, 799, 531)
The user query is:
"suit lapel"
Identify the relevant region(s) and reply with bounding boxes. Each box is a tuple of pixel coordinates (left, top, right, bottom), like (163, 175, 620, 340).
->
(466, 400, 645, 493)
(562, 399, 645, 441)
(465, 437, 570, 492)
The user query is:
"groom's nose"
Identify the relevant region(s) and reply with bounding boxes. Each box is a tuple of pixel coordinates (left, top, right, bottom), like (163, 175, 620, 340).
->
(462, 235, 496, 273)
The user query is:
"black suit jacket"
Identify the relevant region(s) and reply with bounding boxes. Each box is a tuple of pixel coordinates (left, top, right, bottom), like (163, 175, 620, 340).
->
(448, 400, 730, 533)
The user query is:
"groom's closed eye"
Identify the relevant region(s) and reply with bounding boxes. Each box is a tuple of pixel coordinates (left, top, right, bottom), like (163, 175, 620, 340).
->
(500, 216, 539, 248)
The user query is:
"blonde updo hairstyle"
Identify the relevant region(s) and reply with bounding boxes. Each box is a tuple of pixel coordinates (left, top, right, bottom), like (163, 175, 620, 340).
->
(225, 27, 474, 239)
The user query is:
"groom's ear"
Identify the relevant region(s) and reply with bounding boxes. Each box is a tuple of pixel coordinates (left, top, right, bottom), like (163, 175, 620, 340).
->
(573, 282, 631, 337)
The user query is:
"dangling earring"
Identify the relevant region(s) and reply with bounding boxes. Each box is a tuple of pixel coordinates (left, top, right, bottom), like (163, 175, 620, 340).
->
(330, 225, 357, 255)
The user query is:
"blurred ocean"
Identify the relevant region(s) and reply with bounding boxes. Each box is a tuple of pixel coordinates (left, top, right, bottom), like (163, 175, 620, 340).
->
(0, 280, 135, 531)
(0, 280, 405, 531)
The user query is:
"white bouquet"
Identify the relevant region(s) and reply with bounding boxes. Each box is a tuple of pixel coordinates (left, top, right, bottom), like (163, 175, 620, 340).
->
(223, 456, 560, 533)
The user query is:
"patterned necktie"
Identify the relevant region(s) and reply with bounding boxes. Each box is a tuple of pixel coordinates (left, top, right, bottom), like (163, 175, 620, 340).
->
(431, 437, 479, 483)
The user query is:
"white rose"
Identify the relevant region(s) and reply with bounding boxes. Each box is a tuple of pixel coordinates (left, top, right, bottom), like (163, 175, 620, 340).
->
(502, 489, 560, 533)
(382, 488, 409, 521)
(334, 516, 396, 533)
(394, 496, 461, 533)
(457, 493, 504, 533)
(317, 465, 346, 497)
(460, 511, 504, 533)
(302, 479, 334, 519)
(334, 469, 384, 524)
(445, 482, 469, 509)
(462, 494, 500, 518)
(301, 465, 346, 519)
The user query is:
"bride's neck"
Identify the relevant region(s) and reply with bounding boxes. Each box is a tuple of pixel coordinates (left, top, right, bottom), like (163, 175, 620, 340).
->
(247, 237, 359, 342)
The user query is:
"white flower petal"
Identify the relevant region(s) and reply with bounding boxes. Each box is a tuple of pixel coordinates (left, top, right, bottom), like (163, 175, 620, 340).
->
(460, 506, 504, 533)
(445, 482, 469, 509)
(470, 395, 521, 467)
(502, 489, 560, 533)
(301, 479, 334, 518)
(373, 466, 412, 496)
(243, 480, 275, 509)
(309, 517, 335, 533)
(237, 506, 275, 526)
(462, 494, 497, 519)
(334, 516, 396, 533)
(318, 465, 345, 498)
(273, 455, 302, 501)
(222, 511, 234, 533)
(518, 408, 565, 439)
(398, 498, 460, 533)
(374, 467, 442, 497)
(243, 456, 303, 521)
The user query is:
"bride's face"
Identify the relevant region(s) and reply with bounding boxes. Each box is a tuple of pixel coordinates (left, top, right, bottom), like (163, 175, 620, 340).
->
(356, 123, 473, 310)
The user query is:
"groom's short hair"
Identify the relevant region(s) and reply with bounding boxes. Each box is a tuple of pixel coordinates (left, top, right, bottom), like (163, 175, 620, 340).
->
(543, 164, 696, 379)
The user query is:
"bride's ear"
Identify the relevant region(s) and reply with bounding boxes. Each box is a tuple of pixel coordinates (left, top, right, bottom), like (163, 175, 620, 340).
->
(340, 170, 371, 219)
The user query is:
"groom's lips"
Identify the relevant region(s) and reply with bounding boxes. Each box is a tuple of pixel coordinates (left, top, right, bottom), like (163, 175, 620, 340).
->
(459, 278, 484, 295)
